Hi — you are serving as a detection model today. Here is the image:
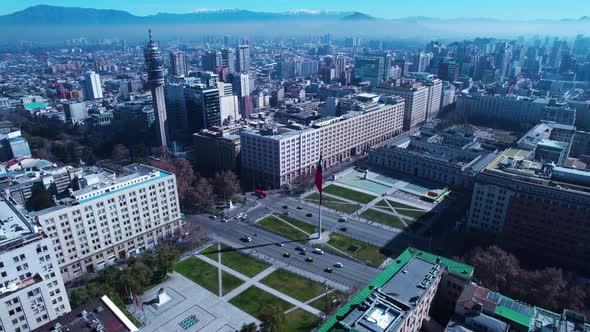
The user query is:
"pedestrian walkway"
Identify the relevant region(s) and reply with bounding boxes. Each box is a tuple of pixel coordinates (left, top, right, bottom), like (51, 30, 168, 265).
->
(222, 266, 277, 301)
(195, 254, 323, 317)
(284, 289, 334, 314)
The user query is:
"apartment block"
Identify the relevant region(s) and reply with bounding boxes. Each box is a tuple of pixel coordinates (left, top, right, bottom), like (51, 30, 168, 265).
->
(32, 164, 182, 282)
(241, 94, 404, 189)
(0, 195, 70, 332)
(466, 148, 590, 272)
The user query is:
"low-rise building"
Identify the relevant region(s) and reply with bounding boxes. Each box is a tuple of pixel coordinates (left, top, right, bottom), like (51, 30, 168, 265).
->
(193, 127, 241, 177)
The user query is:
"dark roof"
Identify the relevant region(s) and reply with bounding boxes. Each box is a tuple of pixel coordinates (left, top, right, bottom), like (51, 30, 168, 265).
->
(34, 298, 129, 332)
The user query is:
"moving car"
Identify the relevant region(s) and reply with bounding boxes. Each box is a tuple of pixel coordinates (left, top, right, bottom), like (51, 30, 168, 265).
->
(306, 213, 313, 217)
(338, 217, 347, 222)
(297, 206, 303, 210)
(334, 262, 344, 268)
(305, 256, 314, 262)
(313, 248, 324, 255)
(255, 189, 269, 198)
(275, 242, 284, 247)
(324, 267, 333, 273)
(282, 205, 289, 209)
(283, 252, 290, 257)
(340, 227, 348, 232)
(241, 236, 252, 242)
(234, 213, 243, 219)
(295, 246, 304, 251)
(283, 211, 291, 216)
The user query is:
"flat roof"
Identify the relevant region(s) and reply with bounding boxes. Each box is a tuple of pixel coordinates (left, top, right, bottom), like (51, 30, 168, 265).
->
(0, 195, 35, 248)
(318, 248, 473, 332)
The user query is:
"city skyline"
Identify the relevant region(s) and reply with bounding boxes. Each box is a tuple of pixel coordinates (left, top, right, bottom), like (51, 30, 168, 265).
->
(2, 0, 590, 20)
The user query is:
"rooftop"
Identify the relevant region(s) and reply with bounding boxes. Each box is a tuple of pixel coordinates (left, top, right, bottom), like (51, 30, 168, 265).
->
(0, 194, 35, 250)
(318, 248, 473, 332)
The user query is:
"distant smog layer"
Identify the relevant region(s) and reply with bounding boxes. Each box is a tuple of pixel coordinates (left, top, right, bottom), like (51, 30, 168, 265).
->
(2, 20, 590, 42)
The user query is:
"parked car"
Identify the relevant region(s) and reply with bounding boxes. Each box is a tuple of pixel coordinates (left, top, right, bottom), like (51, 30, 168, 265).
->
(284, 211, 291, 216)
(282, 205, 289, 209)
(234, 213, 243, 219)
(306, 213, 313, 217)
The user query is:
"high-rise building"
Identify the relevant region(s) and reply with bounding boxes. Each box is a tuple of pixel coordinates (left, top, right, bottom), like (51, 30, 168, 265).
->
(466, 148, 590, 273)
(413, 52, 432, 72)
(241, 94, 404, 188)
(202, 51, 222, 72)
(221, 48, 236, 74)
(237, 45, 251, 73)
(438, 57, 459, 82)
(144, 30, 169, 148)
(164, 84, 189, 142)
(0, 195, 71, 331)
(375, 83, 429, 130)
(82, 71, 103, 101)
(169, 51, 188, 77)
(34, 164, 182, 282)
(354, 56, 385, 85)
(184, 84, 221, 132)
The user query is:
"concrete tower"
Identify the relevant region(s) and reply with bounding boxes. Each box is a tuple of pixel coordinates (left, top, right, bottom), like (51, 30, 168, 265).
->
(144, 29, 168, 148)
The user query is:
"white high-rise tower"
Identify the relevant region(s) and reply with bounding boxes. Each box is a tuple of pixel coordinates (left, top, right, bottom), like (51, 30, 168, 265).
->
(144, 29, 168, 148)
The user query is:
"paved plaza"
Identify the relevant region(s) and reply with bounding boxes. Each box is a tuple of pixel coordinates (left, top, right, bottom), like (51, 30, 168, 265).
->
(128, 272, 259, 332)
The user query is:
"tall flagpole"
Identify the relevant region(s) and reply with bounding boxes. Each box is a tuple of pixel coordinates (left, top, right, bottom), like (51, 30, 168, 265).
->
(318, 186, 322, 240)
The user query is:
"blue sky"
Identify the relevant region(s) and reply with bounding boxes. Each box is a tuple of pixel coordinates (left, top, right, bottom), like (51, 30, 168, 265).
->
(1, 0, 589, 20)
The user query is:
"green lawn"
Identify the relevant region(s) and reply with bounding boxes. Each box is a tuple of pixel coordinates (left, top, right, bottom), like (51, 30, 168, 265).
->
(200, 243, 220, 261)
(308, 290, 348, 312)
(221, 245, 271, 277)
(322, 185, 377, 204)
(375, 199, 416, 210)
(257, 215, 309, 240)
(284, 309, 322, 331)
(274, 214, 319, 234)
(175, 257, 220, 294)
(305, 192, 361, 214)
(260, 269, 325, 302)
(361, 209, 408, 229)
(327, 233, 387, 267)
(222, 271, 243, 296)
(229, 286, 293, 318)
(201, 243, 271, 277)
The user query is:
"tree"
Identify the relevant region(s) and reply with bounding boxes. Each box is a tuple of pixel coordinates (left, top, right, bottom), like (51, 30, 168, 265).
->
(150, 244, 180, 281)
(239, 323, 258, 332)
(259, 305, 285, 332)
(189, 177, 215, 209)
(28, 186, 55, 211)
(213, 170, 241, 199)
(111, 144, 130, 161)
(69, 287, 91, 307)
(119, 262, 153, 295)
(150, 157, 196, 204)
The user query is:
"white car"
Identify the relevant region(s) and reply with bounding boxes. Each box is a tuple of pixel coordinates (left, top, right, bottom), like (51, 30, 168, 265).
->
(313, 248, 324, 255)
(334, 262, 343, 268)
(241, 214, 248, 220)
(235, 213, 243, 219)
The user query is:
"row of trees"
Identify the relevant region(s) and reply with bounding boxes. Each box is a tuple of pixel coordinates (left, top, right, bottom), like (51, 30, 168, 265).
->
(463, 246, 590, 317)
(69, 244, 180, 309)
(149, 157, 241, 211)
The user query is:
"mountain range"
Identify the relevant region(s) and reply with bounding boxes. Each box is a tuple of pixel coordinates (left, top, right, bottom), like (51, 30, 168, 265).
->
(0, 5, 376, 25)
(2, 5, 590, 26)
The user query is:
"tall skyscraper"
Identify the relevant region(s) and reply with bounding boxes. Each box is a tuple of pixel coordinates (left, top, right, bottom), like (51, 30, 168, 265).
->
(221, 48, 236, 74)
(237, 45, 251, 73)
(144, 30, 168, 148)
(185, 84, 221, 132)
(169, 51, 188, 77)
(202, 50, 222, 72)
(354, 56, 385, 85)
(82, 71, 103, 100)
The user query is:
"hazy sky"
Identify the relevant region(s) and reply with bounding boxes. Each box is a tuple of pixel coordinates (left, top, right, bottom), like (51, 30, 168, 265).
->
(2, 0, 590, 20)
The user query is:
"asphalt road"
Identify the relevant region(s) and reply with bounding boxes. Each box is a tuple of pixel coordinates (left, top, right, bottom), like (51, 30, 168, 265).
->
(189, 214, 380, 288)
